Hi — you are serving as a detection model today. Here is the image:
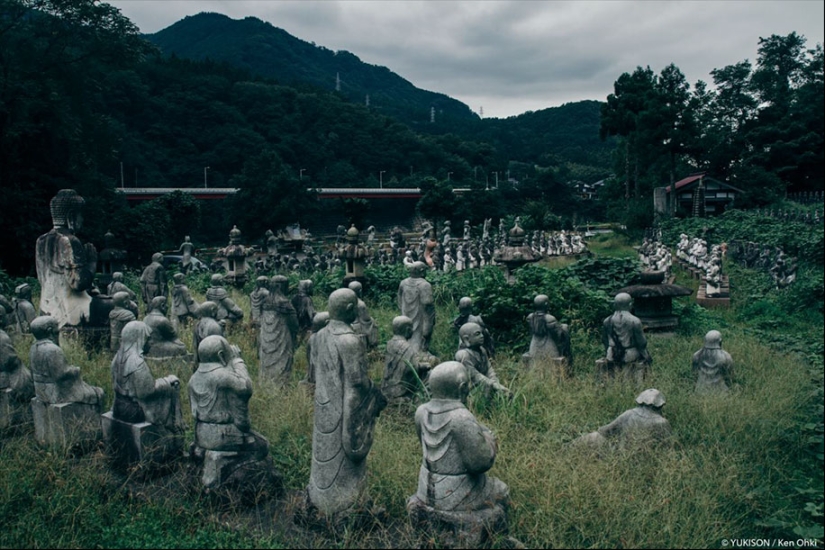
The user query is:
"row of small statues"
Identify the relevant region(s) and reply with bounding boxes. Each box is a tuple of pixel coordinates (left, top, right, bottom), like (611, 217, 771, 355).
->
(752, 206, 822, 224)
(675, 233, 726, 295)
(727, 241, 798, 289)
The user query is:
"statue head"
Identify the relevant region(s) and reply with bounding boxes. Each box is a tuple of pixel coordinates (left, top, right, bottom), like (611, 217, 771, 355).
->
(112, 291, 130, 308)
(271, 275, 288, 295)
(311, 311, 330, 333)
(428, 361, 470, 402)
(31, 316, 59, 343)
(14, 283, 32, 301)
(458, 297, 474, 315)
(211, 274, 224, 287)
(198, 334, 235, 366)
(328, 288, 358, 325)
(112, 272, 124, 283)
(120, 320, 152, 355)
(198, 301, 219, 319)
(392, 315, 413, 339)
(173, 272, 185, 284)
(347, 280, 363, 297)
(410, 261, 427, 277)
(255, 276, 268, 289)
(614, 292, 632, 312)
(150, 296, 168, 315)
(184, 235, 190, 243)
(459, 322, 485, 350)
(151, 252, 163, 264)
(534, 294, 549, 311)
(703, 330, 723, 350)
(299, 279, 314, 295)
(50, 189, 85, 231)
(635, 388, 665, 410)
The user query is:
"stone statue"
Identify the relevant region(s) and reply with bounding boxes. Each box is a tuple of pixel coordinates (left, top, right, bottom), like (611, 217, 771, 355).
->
(382, 316, 437, 403)
(190, 335, 279, 494)
(140, 252, 168, 307)
(407, 361, 510, 547)
(259, 275, 298, 386)
(291, 279, 317, 339)
(177, 236, 195, 274)
(693, 330, 734, 394)
(12, 283, 37, 334)
(107, 272, 137, 311)
(522, 295, 571, 374)
(110, 321, 184, 433)
(301, 311, 329, 390)
(451, 297, 494, 357)
(599, 292, 651, 384)
(170, 272, 198, 328)
(249, 276, 269, 329)
(398, 261, 436, 352)
(109, 291, 136, 352)
(455, 322, 511, 397)
(143, 296, 188, 360)
(193, 301, 224, 365)
(30, 316, 103, 406)
(205, 274, 244, 325)
(348, 281, 378, 350)
(0, 326, 35, 426)
(303, 288, 387, 522)
(35, 189, 98, 327)
(573, 389, 671, 450)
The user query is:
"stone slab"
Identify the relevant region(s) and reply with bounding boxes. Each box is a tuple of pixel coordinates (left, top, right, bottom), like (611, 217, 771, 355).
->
(32, 398, 100, 450)
(101, 411, 183, 469)
(407, 495, 508, 549)
(1, 388, 32, 431)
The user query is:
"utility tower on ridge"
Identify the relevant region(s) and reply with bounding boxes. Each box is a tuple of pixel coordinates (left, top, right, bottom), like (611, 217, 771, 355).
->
(430, 106, 435, 123)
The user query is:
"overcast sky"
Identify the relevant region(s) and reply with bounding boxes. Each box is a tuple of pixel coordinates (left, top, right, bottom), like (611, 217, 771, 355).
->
(108, 0, 824, 119)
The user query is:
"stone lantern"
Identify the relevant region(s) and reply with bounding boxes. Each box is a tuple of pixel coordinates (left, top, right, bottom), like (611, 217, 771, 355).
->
(340, 224, 367, 288)
(218, 225, 251, 287)
(493, 218, 540, 283)
(618, 270, 692, 331)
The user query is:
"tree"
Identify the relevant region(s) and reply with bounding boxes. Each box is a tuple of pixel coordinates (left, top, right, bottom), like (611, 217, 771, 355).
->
(416, 177, 457, 227)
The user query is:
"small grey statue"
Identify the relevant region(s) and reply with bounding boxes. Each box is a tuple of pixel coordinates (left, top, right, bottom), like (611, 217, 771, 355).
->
(692, 330, 734, 394)
(573, 388, 672, 450)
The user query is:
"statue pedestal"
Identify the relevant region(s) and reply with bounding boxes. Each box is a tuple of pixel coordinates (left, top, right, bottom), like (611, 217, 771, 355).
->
(697, 276, 730, 308)
(596, 359, 647, 385)
(101, 411, 183, 471)
(521, 354, 569, 379)
(0, 388, 32, 431)
(407, 495, 509, 549)
(32, 399, 100, 451)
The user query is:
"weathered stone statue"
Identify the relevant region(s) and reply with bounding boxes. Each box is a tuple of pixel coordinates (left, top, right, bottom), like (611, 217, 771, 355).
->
(0, 327, 34, 429)
(522, 295, 571, 375)
(382, 316, 437, 403)
(189, 335, 281, 495)
(291, 279, 317, 339)
(35, 189, 98, 328)
(144, 296, 188, 360)
(407, 361, 510, 547)
(455, 322, 511, 397)
(348, 281, 379, 350)
(109, 291, 136, 352)
(170, 272, 198, 328)
(105, 320, 184, 467)
(302, 288, 387, 524)
(398, 261, 436, 352)
(259, 275, 298, 386)
(599, 292, 651, 384)
(12, 283, 37, 334)
(249, 276, 269, 329)
(693, 330, 734, 394)
(301, 311, 329, 390)
(107, 272, 137, 311)
(206, 274, 244, 325)
(178, 236, 195, 274)
(451, 297, 494, 357)
(573, 389, 671, 450)
(193, 302, 224, 365)
(140, 253, 168, 307)
(29, 316, 104, 448)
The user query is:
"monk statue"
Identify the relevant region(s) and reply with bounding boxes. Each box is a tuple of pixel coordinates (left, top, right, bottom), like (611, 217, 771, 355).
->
(12, 283, 37, 335)
(259, 275, 298, 386)
(382, 316, 437, 403)
(106, 272, 138, 316)
(455, 322, 511, 398)
(249, 276, 269, 329)
(398, 261, 435, 352)
(143, 296, 188, 360)
(140, 253, 168, 307)
(407, 361, 510, 546)
(522, 294, 571, 375)
(451, 296, 494, 357)
(35, 189, 98, 327)
(291, 279, 317, 340)
(599, 292, 651, 384)
(348, 281, 378, 350)
(692, 330, 734, 394)
(206, 274, 244, 325)
(193, 302, 223, 365)
(170, 272, 198, 329)
(300, 311, 329, 390)
(573, 389, 672, 450)
(1, 326, 35, 425)
(109, 291, 136, 352)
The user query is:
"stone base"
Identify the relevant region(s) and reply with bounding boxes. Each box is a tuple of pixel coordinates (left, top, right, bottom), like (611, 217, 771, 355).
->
(196, 447, 282, 503)
(32, 398, 101, 451)
(636, 315, 679, 331)
(407, 495, 509, 549)
(294, 488, 385, 535)
(0, 388, 32, 431)
(596, 359, 648, 385)
(697, 281, 730, 308)
(101, 411, 183, 472)
(521, 354, 569, 379)
(145, 352, 193, 364)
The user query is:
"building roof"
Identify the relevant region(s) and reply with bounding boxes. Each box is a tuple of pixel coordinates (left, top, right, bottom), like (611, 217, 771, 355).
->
(665, 173, 743, 193)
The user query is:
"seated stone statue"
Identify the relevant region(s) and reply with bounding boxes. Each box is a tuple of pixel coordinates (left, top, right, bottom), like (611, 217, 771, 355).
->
(291, 279, 317, 340)
(12, 283, 37, 334)
(348, 281, 378, 350)
(382, 316, 437, 403)
(1, 326, 34, 429)
(407, 361, 510, 547)
(693, 330, 734, 394)
(140, 253, 167, 307)
(455, 322, 510, 398)
(107, 272, 136, 304)
(249, 276, 269, 329)
(109, 291, 136, 352)
(522, 294, 571, 375)
(143, 296, 188, 360)
(206, 274, 244, 325)
(573, 389, 671, 451)
(599, 292, 651, 384)
(189, 335, 280, 494)
(171, 272, 198, 329)
(451, 297, 494, 357)
(193, 302, 224, 365)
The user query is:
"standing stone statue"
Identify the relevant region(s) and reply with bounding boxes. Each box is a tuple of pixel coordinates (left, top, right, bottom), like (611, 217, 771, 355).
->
(170, 272, 198, 329)
(259, 275, 298, 386)
(206, 274, 244, 325)
(573, 389, 672, 450)
(178, 236, 195, 274)
(455, 322, 511, 398)
(107, 272, 137, 310)
(109, 291, 136, 352)
(348, 281, 378, 350)
(193, 302, 224, 365)
(599, 292, 651, 384)
(451, 297, 494, 357)
(301, 311, 329, 390)
(407, 361, 510, 547)
(522, 295, 571, 374)
(249, 276, 269, 329)
(143, 296, 188, 360)
(12, 283, 37, 334)
(302, 288, 387, 525)
(35, 189, 98, 327)
(0, 326, 34, 429)
(693, 330, 734, 394)
(291, 279, 317, 340)
(398, 261, 436, 353)
(382, 316, 437, 403)
(140, 253, 168, 307)
(189, 335, 280, 495)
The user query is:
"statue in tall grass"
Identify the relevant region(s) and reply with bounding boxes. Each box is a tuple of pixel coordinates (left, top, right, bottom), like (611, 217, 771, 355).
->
(599, 292, 651, 384)
(693, 330, 734, 394)
(522, 294, 571, 376)
(398, 261, 435, 353)
(258, 275, 298, 386)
